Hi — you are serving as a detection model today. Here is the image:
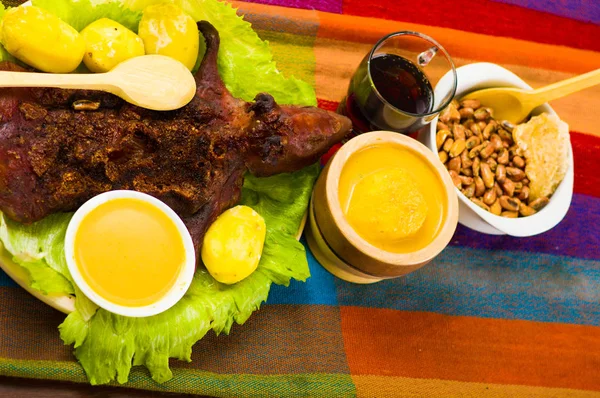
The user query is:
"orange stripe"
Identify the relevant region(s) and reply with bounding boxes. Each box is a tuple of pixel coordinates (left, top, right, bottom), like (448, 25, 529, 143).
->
(340, 307, 600, 391)
(236, 1, 600, 76)
(313, 37, 369, 103)
(313, 36, 600, 136)
(315, 12, 600, 75)
(235, 2, 600, 134)
(352, 375, 600, 397)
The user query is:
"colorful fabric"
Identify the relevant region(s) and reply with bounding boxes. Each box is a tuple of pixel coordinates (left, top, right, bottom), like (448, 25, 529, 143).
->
(0, 0, 599, 396)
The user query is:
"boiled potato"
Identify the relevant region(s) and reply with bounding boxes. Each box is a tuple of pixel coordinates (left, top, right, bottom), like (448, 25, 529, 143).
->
(80, 18, 145, 73)
(1, 6, 85, 73)
(201, 206, 266, 285)
(138, 3, 199, 70)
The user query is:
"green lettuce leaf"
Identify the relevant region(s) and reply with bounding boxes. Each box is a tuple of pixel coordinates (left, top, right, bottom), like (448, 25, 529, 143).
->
(29, 0, 316, 105)
(174, 0, 317, 105)
(0, 160, 318, 386)
(58, 165, 317, 385)
(31, 0, 142, 32)
(0, 0, 321, 385)
(0, 213, 74, 295)
(241, 167, 317, 285)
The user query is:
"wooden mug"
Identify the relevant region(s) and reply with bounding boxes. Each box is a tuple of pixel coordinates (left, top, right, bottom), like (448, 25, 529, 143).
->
(306, 131, 459, 283)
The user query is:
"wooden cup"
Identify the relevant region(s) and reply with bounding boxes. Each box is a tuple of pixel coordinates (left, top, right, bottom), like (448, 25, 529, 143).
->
(306, 131, 458, 283)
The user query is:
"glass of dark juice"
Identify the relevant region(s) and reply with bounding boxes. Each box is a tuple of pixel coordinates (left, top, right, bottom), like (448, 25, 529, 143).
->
(339, 31, 457, 135)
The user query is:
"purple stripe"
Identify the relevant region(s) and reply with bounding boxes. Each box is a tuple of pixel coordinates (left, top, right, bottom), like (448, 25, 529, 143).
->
(450, 193, 600, 261)
(241, 0, 343, 14)
(491, 0, 600, 25)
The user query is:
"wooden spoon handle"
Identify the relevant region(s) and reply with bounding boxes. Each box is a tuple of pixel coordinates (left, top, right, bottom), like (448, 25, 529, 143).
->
(0, 71, 111, 91)
(531, 68, 600, 105)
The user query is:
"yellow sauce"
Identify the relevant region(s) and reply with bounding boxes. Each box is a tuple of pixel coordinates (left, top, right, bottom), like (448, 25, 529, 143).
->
(74, 198, 185, 307)
(338, 144, 446, 253)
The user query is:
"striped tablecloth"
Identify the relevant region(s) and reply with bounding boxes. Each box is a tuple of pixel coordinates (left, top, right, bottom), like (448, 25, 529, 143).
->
(0, 0, 599, 396)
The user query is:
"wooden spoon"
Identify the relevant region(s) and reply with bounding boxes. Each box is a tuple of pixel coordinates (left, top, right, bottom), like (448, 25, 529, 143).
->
(0, 55, 197, 111)
(461, 68, 600, 124)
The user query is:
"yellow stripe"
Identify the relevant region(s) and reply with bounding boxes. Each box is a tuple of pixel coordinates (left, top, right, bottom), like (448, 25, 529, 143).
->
(314, 36, 600, 136)
(353, 375, 600, 397)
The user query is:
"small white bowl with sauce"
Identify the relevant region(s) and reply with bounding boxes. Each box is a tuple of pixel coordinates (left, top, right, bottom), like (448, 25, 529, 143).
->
(64, 190, 196, 317)
(422, 62, 574, 236)
(306, 131, 458, 283)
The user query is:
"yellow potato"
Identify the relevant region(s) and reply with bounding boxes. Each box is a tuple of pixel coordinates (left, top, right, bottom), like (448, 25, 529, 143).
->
(1, 6, 85, 73)
(80, 18, 145, 73)
(201, 206, 266, 285)
(138, 3, 199, 70)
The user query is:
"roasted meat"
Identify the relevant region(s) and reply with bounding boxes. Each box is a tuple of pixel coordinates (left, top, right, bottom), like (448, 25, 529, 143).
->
(0, 21, 351, 252)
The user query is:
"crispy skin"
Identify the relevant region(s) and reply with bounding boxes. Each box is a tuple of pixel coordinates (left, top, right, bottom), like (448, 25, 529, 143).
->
(0, 21, 351, 253)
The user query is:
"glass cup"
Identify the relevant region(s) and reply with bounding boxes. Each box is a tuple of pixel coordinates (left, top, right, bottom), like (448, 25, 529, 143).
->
(338, 31, 457, 136)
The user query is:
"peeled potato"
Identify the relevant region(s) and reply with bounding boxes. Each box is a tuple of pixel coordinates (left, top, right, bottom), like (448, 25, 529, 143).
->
(201, 205, 266, 285)
(80, 18, 145, 73)
(138, 3, 200, 70)
(1, 6, 85, 73)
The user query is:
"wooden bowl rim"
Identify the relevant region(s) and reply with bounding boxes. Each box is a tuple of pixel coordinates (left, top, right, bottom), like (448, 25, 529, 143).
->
(324, 130, 459, 267)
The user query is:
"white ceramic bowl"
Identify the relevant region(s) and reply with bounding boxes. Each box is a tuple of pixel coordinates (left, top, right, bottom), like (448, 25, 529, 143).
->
(421, 63, 574, 236)
(64, 190, 196, 317)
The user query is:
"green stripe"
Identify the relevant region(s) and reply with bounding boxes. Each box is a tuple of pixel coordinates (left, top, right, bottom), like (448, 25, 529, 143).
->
(256, 30, 317, 90)
(0, 358, 356, 397)
(0, 358, 88, 382)
(156, 369, 356, 397)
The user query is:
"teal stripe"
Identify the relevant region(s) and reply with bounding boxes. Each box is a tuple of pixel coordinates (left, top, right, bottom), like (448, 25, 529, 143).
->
(0, 269, 17, 287)
(335, 246, 600, 325)
(268, 238, 339, 305)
